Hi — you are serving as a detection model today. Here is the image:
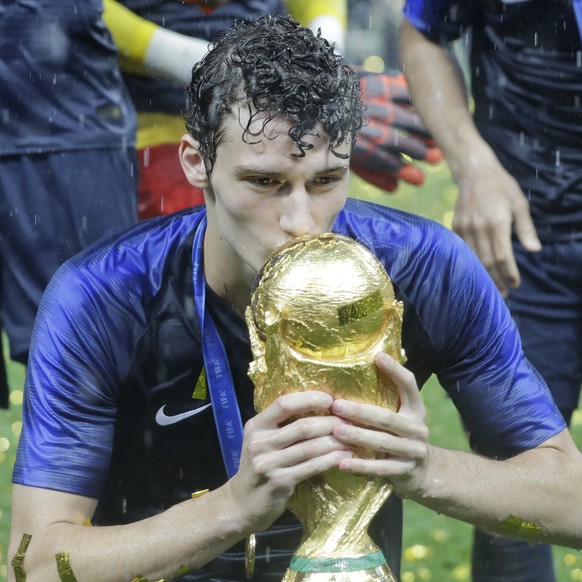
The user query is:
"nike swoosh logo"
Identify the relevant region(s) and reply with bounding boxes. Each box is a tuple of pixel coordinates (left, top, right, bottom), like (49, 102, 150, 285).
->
(155, 403, 212, 426)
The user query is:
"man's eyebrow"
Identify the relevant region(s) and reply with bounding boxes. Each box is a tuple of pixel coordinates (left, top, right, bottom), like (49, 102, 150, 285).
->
(234, 164, 350, 177)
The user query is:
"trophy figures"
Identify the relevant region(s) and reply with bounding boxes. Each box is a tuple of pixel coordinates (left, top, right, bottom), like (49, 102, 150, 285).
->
(246, 233, 405, 582)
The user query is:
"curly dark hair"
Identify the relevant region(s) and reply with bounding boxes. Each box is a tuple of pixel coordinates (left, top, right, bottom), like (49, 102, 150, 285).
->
(184, 14, 363, 175)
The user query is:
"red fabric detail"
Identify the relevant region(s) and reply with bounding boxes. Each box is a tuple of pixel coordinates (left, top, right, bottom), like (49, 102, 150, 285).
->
(138, 144, 204, 220)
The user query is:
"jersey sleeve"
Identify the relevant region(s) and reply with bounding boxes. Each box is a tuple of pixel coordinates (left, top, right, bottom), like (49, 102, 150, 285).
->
(12, 216, 194, 498)
(102, 0, 157, 74)
(406, 226, 566, 458)
(402, 0, 470, 42)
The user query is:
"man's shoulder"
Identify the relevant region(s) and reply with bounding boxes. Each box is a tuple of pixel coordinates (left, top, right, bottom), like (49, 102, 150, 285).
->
(45, 207, 204, 316)
(336, 198, 491, 307)
(337, 198, 460, 257)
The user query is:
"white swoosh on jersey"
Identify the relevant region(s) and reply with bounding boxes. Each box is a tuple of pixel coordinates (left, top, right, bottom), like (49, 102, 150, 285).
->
(155, 403, 212, 426)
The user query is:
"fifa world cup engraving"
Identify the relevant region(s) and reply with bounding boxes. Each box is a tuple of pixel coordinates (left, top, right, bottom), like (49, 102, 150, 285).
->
(246, 233, 405, 582)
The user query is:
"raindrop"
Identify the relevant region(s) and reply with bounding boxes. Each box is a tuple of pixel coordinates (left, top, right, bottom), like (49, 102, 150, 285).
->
(519, 132, 525, 146)
(556, 150, 561, 167)
(2, 109, 9, 124)
(121, 497, 127, 515)
(577, 51, 582, 67)
(144, 147, 150, 168)
(488, 106, 493, 120)
(266, 546, 271, 563)
(534, 32, 538, 47)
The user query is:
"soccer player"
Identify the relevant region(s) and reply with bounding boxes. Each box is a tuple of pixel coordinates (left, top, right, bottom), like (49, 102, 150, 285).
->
(9, 15, 582, 582)
(0, 0, 138, 409)
(399, 2, 582, 580)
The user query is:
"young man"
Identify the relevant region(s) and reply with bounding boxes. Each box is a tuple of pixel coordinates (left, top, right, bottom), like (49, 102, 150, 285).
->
(8, 15, 582, 582)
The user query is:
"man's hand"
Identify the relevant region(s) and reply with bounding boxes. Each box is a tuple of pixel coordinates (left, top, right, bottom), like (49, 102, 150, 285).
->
(330, 352, 430, 498)
(452, 155, 541, 296)
(228, 391, 351, 533)
(352, 69, 443, 192)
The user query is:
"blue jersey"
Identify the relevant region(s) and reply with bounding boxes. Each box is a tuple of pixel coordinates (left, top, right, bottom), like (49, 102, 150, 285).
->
(0, 0, 136, 156)
(13, 200, 565, 580)
(403, 0, 582, 241)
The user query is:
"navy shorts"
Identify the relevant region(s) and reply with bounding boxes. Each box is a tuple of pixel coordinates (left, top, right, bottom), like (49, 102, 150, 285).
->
(507, 239, 582, 421)
(0, 148, 138, 363)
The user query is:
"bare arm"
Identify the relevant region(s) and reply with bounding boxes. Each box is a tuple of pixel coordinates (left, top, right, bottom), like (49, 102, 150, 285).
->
(398, 19, 541, 295)
(332, 353, 582, 548)
(8, 392, 351, 582)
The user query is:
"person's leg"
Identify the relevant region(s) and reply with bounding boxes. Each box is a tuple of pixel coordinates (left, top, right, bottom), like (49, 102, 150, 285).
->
(0, 149, 138, 363)
(471, 240, 582, 582)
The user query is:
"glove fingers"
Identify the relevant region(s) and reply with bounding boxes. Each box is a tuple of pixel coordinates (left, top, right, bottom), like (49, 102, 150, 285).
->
(365, 101, 431, 138)
(358, 126, 433, 162)
(351, 165, 400, 193)
(358, 69, 411, 105)
(352, 140, 403, 174)
(396, 163, 425, 186)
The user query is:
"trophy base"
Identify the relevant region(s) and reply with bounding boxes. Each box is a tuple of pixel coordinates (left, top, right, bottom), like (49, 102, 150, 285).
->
(283, 564, 396, 582)
(282, 550, 396, 582)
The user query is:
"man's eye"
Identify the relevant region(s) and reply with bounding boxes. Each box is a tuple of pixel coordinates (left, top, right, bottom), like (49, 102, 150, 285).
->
(315, 176, 340, 186)
(247, 176, 276, 187)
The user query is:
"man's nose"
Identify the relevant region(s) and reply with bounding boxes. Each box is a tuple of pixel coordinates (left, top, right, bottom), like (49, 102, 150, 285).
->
(279, 188, 314, 237)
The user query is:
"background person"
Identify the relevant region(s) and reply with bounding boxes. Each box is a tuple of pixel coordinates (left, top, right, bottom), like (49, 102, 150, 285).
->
(0, 0, 139, 409)
(399, 1, 582, 580)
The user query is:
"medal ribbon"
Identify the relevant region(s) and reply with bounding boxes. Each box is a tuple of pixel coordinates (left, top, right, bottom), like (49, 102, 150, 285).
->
(192, 213, 244, 478)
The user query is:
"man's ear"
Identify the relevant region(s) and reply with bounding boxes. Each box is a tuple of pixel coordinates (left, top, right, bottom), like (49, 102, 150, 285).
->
(179, 134, 210, 189)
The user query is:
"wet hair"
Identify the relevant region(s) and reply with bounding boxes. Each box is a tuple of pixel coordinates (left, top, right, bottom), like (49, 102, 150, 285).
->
(184, 14, 363, 174)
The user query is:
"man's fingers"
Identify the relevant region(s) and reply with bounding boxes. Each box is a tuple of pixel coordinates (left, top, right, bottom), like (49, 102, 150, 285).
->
(513, 197, 542, 253)
(255, 391, 333, 427)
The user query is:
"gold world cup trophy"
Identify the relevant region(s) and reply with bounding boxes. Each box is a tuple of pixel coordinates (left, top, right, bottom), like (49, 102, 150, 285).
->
(245, 233, 406, 582)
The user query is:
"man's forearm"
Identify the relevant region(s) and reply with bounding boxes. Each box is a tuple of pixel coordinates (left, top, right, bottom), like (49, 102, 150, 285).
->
(9, 485, 248, 582)
(398, 19, 495, 182)
(404, 430, 582, 548)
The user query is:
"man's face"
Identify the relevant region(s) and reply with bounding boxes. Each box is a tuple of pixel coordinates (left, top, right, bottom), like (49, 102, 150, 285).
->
(203, 108, 352, 280)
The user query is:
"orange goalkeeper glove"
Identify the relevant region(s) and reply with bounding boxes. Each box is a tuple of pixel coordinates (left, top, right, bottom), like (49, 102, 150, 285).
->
(352, 68, 443, 192)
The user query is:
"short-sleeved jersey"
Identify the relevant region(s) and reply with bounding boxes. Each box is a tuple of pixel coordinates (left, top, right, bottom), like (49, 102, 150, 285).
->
(0, 0, 136, 156)
(13, 200, 565, 580)
(403, 0, 582, 241)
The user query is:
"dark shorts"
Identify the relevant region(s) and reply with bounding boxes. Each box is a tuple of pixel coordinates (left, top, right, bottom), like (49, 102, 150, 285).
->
(507, 239, 582, 420)
(0, 148, 138, 363)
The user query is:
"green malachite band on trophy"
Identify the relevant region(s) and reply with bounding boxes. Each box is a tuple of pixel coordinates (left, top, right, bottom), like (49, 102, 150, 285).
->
(289, 551, 387, 573)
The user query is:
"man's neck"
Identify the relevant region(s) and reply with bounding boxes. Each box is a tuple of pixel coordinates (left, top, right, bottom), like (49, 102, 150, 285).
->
(203, 232, 254, 319)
